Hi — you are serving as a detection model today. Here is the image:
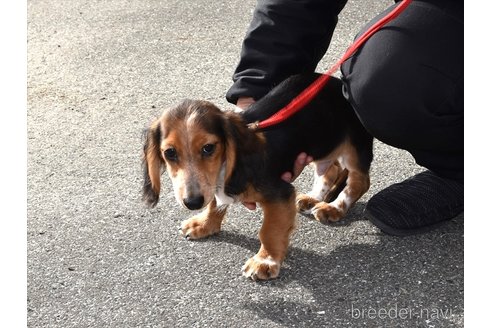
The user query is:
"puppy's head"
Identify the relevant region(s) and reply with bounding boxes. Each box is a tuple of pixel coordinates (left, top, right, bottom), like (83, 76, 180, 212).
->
(142, 99, 259, 210)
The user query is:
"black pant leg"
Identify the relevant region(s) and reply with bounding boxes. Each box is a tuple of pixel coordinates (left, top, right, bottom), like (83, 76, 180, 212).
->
(341, 0, 464, 180)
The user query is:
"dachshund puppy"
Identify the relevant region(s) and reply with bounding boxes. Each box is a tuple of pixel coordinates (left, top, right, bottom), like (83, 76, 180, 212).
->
(142, 73, 373, 280)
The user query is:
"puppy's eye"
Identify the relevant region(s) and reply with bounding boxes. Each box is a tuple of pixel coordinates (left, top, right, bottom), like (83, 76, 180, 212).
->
(163, 148, 178, 161)
(202, 144, 216, 157)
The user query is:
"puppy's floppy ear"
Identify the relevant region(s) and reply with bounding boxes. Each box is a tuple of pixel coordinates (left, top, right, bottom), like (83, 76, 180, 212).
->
(222, 111, 265, 183)
(142, 119, 164, 207)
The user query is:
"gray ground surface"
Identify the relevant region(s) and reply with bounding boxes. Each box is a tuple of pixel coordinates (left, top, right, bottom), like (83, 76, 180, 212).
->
(27, 0, 464, 327)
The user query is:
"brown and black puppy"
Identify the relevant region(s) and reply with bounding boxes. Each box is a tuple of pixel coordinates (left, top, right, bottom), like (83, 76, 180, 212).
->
(142, 73, 373, 280)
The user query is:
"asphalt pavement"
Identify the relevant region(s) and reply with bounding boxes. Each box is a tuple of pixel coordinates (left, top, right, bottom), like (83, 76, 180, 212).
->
(27, 0, 464, 327)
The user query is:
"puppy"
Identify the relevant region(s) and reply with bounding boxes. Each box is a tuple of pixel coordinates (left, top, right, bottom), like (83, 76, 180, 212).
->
(142, 73, 373, 280)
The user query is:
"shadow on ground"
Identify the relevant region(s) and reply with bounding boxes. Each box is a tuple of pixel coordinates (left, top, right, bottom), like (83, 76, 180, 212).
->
(206, 211, 464, 327)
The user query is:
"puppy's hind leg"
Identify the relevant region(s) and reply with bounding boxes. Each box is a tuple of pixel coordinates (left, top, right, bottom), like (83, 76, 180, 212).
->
(312, 168, 369, 224)
(312, 144, 372, 223)
(296, 161, 346, 215)
(180, 199, 227, 240)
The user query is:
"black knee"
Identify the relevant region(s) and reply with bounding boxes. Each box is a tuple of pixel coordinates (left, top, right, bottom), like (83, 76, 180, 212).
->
(340, 0, 463, 179)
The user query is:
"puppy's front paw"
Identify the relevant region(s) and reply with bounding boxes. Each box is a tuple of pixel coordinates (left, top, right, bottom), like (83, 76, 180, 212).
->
(311, 202, 344, 224)
(296, 194, 319, 214)
(242, 255, 280, 281)
(179, 216, 220, 240)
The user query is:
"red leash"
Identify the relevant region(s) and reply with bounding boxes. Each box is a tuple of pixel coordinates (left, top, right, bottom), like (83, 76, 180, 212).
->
(252, 0, 412, 130)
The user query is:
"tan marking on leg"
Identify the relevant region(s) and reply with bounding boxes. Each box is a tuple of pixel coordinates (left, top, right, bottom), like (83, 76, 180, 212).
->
(315, 141, 370, 223)
(180, 199, 227, 239)
(301, 141, 370, 223)
(297, 161, 347, 214)
(242, 193, 296, 280)
(324, 165, 349, 203)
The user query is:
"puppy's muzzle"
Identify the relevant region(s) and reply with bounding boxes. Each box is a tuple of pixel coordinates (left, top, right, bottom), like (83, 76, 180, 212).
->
(183, 195, 205, 210)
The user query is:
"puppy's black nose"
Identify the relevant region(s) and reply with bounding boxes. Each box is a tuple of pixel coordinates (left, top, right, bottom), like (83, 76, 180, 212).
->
(183, 195, 205, 210)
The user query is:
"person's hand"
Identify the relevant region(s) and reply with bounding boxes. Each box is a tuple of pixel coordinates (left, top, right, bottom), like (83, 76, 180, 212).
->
(236, 97, 256, 110)
(236, 97, 312, 210)
(281, 152, 313, 183)
(241, 152, 313, 211)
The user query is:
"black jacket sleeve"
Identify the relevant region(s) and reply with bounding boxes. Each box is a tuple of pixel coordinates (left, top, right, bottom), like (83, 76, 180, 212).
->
(226, 0, 348, 104)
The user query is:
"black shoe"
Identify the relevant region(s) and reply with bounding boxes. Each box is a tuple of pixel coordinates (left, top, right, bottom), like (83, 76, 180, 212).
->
(365, 170, 463, 236)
